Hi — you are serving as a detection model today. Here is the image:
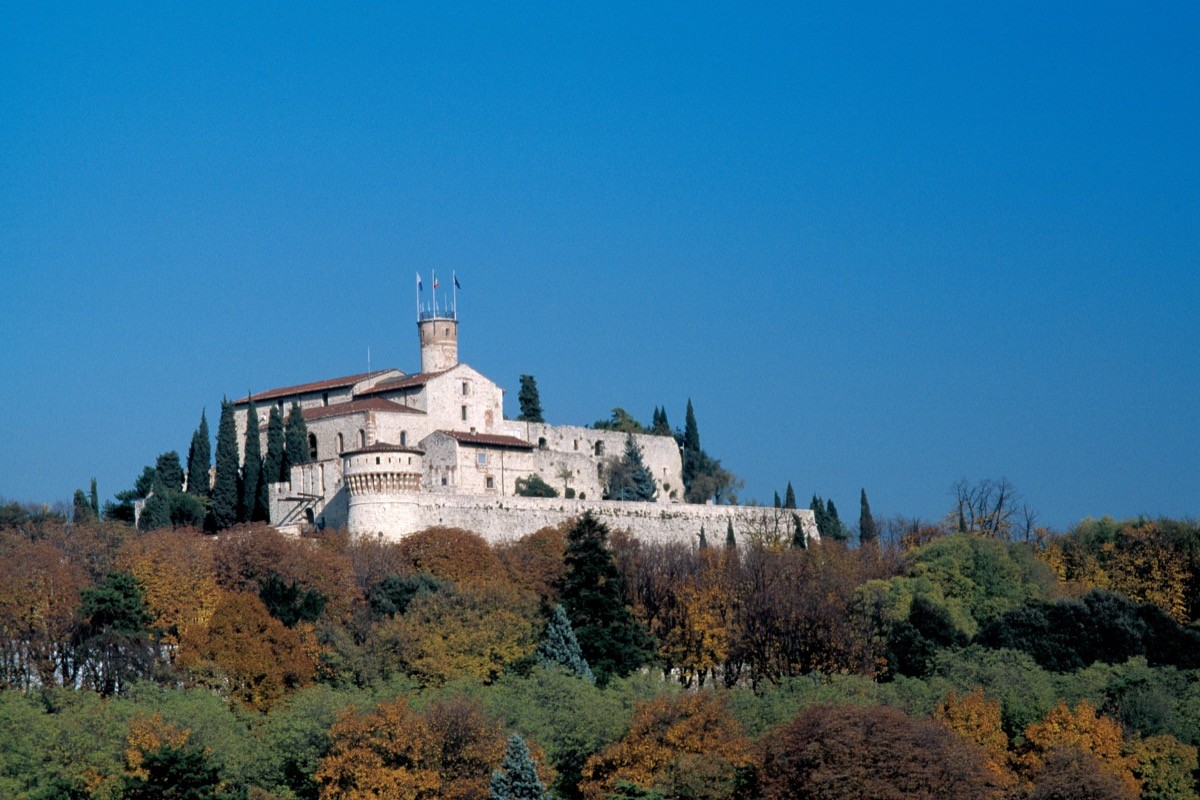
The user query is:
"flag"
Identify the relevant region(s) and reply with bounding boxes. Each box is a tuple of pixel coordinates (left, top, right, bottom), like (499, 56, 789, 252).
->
(416, 273, 423, 291)
(433, 279, 440, 289)
(454, 273, 461, 290)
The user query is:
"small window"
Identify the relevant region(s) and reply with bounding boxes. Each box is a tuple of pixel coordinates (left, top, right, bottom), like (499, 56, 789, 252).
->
(441, 476, 448, 486)
(538, 437, 547, 450)
(573, 439, 579, 451)
(462, 381, 469, 395)
(400, 431, 408, 446)
(461, 405, 468, 421)
(308, 433, 318, 460)
(477, 452, 488, 466)
(336, 433, 344, 454)
(486, 476, 495, 489)
(322, 392, 329, 407)
(594, 441, 604, 457)
(375, 456, 380, 465)
(358, 429, 366, 448)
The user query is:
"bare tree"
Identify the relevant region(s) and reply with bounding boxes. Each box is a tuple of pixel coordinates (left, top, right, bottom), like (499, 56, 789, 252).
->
(949, 477, 1030, 539)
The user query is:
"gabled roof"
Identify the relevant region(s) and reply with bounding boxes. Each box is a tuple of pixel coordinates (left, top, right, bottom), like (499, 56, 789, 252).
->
(342, 442, 425, 456)
(436, 430, 535, 450)
(302, 398, 425, 422)
(237, 370, 400, 405)
(355, 369, 450, 396)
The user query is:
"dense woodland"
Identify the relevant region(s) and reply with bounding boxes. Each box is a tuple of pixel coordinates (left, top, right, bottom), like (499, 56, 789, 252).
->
(2, 485, 1199, 800)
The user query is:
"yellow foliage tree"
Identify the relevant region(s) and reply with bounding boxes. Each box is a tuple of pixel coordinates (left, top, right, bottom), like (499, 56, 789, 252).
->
(119, 528, 221, 657)
(659, 550, 732, 687)
(1130, 734, 1199, 800)
(934, 688, 1016, 790)
(124, 713, 191, 780)
(1108, 525, 1189, 622)
(1021, 700, 1140, 797)
(579, 692, 753, 800)
(316, 696, 442, 800)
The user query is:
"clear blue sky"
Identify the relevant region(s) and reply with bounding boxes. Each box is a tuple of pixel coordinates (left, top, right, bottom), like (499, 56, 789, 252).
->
(1, 3, 1197, 529)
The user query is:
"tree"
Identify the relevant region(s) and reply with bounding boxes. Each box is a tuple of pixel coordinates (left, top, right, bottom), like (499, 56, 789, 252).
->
(76, 572, 159, 695)
(517, 375, 544, 423)
(285, 401, 311, 469)
(649, 407, 670, 437)
(859, 488, 877, 546)
(560, 513, 653, 685)
(950, 477, 1024, 538)
(683, 399, 700, 453)
(138, 474, 172, 532)
(783, 482, 796, 510)
(239, 399, 264, 523)
(1024, 748, 1138, 800)
(725, 519, 736, 549)
(605, 435, 656, 502)
(120, 528, 221, 655)
(538, 604, 595, 682)
(592, 408, 646, 434)
(1020, 700, 1140, 796)
(263, 405, 286, 485)
(210, 400, 239, 531)
(934, 689, 1016, 790)
(491, 735, 546, 800)
(73, 488, 97, 524)
(186, 410, 211, 496)
(258, 573, 327, 627)
(155, 451, 185, 492)
(698, 526, 708, 549)
(757, 704, 1003, 800)
(316, 695, 441, 800)
(515, 474, 558, 498)
(88, 478, 99, 517)
(122, 742, 225, 800)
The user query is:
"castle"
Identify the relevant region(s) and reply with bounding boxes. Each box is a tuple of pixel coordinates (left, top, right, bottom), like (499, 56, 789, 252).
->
(232, 287, 817, 546)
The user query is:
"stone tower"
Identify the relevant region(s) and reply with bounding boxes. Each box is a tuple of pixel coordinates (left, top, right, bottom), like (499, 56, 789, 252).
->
(418, 312, 458, 373)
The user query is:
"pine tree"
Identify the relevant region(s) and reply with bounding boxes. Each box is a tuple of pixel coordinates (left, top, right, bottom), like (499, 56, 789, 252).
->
(139, 473, 171, 532)
(185, 410, 211, 496)
(859, 488, 878, 546)
(210, 400, 239, 531)
(155, 451, 185, 492)
(561, 512, 652, 685)
(239, 400, 264, 523)
(725, 518, 736, 549)
(284, 402, 310, 467)
(516, 375, 544, 423)
(538, 604, 595, 682)
(606, 434, 656, 502)
(784, 481, 797, 509)
(263, 405, 285, 484)
(698, 525, 708, 549)
(490, 734, 546, 800)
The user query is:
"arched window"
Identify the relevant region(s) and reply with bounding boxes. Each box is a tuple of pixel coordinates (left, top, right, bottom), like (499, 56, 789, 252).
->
(400, 431, 408, 447)
(336, 433, 344, 454)
(358, 429, 366, 448)
(308, 433, 318, 460)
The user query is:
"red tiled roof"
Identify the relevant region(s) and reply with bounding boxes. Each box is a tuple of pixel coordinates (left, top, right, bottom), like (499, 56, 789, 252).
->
(302, 398, 425, 422)
(438, 430, 534, 450)
(237, 370, 399, 404)
(342, 442, 425, 456)
(356, 369, 450, 396)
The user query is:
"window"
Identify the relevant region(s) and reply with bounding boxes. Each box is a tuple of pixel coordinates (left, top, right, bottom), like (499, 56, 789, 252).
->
(400, 431, 407, 446)
(308, 433, 318, 460)
(574, 439, 579, 451)
(538, 437, 547, 450)
(376, 457, 380, 465)
(594, 441, 604, 456)
(322, 392, 329, 407)
(441, 476, 448, 486)
(461, 405, 468, 421)
(336, 433, 344, 454)
(477, 452, 488, 466)
(462, 381, 469, 395)
(486, 476, 494, 489)
(358, 429, 366, 448)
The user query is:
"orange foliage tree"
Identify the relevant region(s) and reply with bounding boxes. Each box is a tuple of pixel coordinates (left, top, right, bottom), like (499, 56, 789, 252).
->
(934, 688, 1016, 790)
(0, 537, 85, 688)
(119, 527, 221, 657)
(578, 692, 753, 800)
(397, 527, 505, 585)
(1020, 700, 1140, 797)
(495, 522, 568, 605)
(124, 713, 191, 780)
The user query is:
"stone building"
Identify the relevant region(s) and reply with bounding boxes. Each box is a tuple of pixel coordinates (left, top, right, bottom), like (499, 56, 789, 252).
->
(233, 295, 816, 546)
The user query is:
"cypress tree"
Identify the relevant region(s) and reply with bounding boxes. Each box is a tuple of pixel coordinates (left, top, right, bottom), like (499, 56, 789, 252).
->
(791, 512, 807, 548)
(185, 410, 211, 496)
(88, 478, 99, 517)
(698, 525, 708, 549)
(155, 451, 185, 492)
(210, 400, 239, 531)
(263, 405, 285, 484)
(537, 604, 595, 682)
(560, 512, 652, 685)
(784, 481, 797, 509)
(284, 402, 311, 467)
(725, 518, 736, 549)
(490, 734, 546, 800)
(827, 498, 840, 523)
(239, 400, 264, 523)
(516, 375, 544, 423)
(859, 488, 878, 546)
(810, 494, 827, 539)
(773, 491, 781, 509)
(73, 489, 96, 523)
(958, 508, 967, 533)
(683, 399, 701, 452)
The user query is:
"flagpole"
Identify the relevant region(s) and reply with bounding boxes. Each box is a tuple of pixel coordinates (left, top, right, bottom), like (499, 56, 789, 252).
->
(415, 272, 420, 320)
(432, 269, 438, 316)
(452, 271, 457, 319)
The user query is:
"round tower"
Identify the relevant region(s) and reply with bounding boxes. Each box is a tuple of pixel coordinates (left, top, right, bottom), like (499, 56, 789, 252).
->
(418, 314, 458, 373)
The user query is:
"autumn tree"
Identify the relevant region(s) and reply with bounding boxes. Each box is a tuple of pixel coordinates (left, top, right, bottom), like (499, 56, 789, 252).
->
(0, 538, 85, 689)
(398, 526, 505, 585)
(316, 695, 441, 800)
(934, 688, 1016, 790)
(579, 693, 752, 800)
(496, 523, 567, 607)
(1023, 747, 1137, 800)
(1020, 700, 1140, 797)
(119, 527, 221, 657)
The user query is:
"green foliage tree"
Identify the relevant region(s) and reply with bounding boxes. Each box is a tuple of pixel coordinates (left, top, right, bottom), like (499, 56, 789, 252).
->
(592, 408, 647, 433)
(516, 474, 559, 498)
(698, 526, 708, 550)
(605, 435, 656, 502)
(517, 375, 545, 423)
(73, 488, 97, 524)
(561, 513, 653, 685)
(239, 400, 264, 523)
(155, 451, 185, 492)
(186, 410, 211, 496)
(369, 572, 449, 618)
(683, 399, 700, 453)
(138, 474, 172, 532)
(210, 400, 239, 531)
(859, 488, 878, 546)
(649, 407, 670, 436)
(284, 401, 311, 468)
(77, 572, 158, 695)
(263, 404, 285, 485)
(491, 734, 547, 800)
(725, 519, 736, 549)
(538, 604, 595, 682)
(783, 482, 796, 510)
(88, 478, 99, 517)
(122, 742, 225, 800)
(259, 574, 327, 628)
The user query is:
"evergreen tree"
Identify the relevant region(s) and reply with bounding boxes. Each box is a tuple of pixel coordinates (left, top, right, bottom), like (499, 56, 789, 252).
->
(516, 375, 544, 423)
(263, 405, 285, 484)
(73, 489, 96, 523)
(490, 734, 546, 800)
(122, 742, 223, 800)
(537, 604, 595, 682)
(138, 474, 171, 532)
(810, 494, 828, 539)
(185, 410, 211, 496)
(958, 508, 967, 533)
(859, 488, 878, 546)
(791, 512, 807, 548)
(155, 451, 185, 492)
(773, 491, 781, 509)
(698, 525, 708, 549)
(210, 400, 239, 531)
(560, 512, 652, 685)
(284, 402, 311, 467)
(239, 400, 264, 523)
(650, 406, 671, 436)
(605, 434, 656, 501)
(88, 478, 99, 517)
(725, 518, 736, 549)
(784, 481, 797, 509)
(683, 399, 701, 453)
(827, 498, 840, 523)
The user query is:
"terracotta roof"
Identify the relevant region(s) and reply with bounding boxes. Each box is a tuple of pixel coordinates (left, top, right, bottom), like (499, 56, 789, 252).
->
(342, 442, 425, 456)
(237, 370, 399, 404)
(438, 430, 535, 450)
(302, 398, 425, 422)
(356, 369, 450, 396)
